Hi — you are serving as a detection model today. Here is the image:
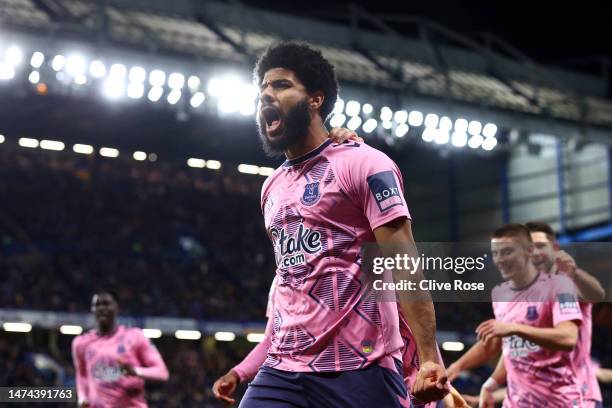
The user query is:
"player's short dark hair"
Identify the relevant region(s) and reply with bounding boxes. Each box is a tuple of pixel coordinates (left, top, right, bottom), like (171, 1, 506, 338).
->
(492, 223, 532, 243)
(254, 41, 339, 121)
(525, 221, 556, 242)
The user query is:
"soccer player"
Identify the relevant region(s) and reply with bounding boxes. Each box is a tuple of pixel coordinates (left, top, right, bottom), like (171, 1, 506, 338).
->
(72, 291, 169, 407)
(241, 41, 447, 407)
(476, 223, 584, 407)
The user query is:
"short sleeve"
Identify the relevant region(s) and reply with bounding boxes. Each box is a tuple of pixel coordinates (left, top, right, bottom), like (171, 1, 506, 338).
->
(551, 275, 582, 327)
(340, 146, 411, 231)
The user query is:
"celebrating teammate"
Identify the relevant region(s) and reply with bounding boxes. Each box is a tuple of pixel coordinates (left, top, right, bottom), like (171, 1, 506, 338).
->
(72, 291, 169, 407)
(238, 41, 447, 407)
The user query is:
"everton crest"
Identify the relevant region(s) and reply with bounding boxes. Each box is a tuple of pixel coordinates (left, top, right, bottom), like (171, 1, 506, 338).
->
(301, 182, 321, 206)
(526, 305, 538, 321)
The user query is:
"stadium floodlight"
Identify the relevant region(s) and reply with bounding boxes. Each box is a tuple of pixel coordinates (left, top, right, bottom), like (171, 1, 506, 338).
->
(190, 92, 205, 108)
(5, 46, 23, 66)
(434, 129, 450, 144)
(142, 329, 162, 339)
(207, 78, 223, 97)
(362, 103, 373, 114)
(394, 110, 408, 124)
(381, 120, 392, 130)
(362, 118, 378, 134)
(345, 100, 361, 117)
(30, 51, 45, 68)
(451, 132, 468, 148)
(442, 341, 465, 352)
(127, 82, 144, 99)
(347, 116, 362, 131)
(332, 98, 344, 114)
(187, 158, 206, 168)
(59, 325, 83, 335)
(168, 72, 185, 89)
(380, 106, 392, 121)
(424, 113, 439, 129)
(129, 66, 146, 83)
(103, 79, 125, 99)
(468, 120, 482, 136)
(74, 74, 87, 85)
(395, 123, 409, 138)
(99, 147, 119, 158)
(454, 118, 468, 134)
(468, 134, 484, 149)
(482, 123, 498, 138)
(239, 84, 258, 116)
(205, 160, 221, 170)
(148, 153, 158, 162)
(40, 140, 65, 151)
(214, 331, 236, 342)
(422, 127, 435, 142)
(247, 333, 266, 343)
(482, 137, 498, 151)
(259, 167, 275, 176)
(18, 137, 39, 148)
(218, 97, 237, 113)
(0, 62, 15, 80)
(109, 63, 127, 80)
(439, 116, 453, 131)
(147, 86, 163, 102)
(89, 60, 106, 78)
(149, 69, 166, 87)
(188, 75, 201, 90)
(408, 111, 424, 127)
(28, 71, 40, 84)
(0, 134, 4, 143)
(73, 144, 94, 154)
(3, 322, 32, 332)
(65, 55, 86, 76)
(51, 55, 66, 71)
(175, 330, 201, 340)
(329, 113, 346, 128)
(133, 151, 147, 161)
(238, 164, 259, 174)
(167, 90, 182, 105)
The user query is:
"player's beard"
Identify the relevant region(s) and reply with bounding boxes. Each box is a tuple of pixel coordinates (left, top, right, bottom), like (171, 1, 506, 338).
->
(257, 97, 312, 158)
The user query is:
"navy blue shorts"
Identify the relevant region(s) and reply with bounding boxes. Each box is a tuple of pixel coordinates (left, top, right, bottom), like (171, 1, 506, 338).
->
(239, 361, 409, 408)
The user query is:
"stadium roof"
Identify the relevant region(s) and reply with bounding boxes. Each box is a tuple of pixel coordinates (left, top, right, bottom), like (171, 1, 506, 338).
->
(1, 0, 611, 143)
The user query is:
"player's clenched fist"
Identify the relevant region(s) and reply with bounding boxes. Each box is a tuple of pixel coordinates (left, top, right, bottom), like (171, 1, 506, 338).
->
(212, 369, 240, 405)
(411, 360, 450, 403)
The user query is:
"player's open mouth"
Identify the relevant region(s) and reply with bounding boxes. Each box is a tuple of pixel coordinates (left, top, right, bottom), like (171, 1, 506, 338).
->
(261, 106, 282, 134)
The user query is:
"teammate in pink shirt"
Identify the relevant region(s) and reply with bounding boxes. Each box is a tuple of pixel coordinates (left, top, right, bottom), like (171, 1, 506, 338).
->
(477, 223, 584, 407)
(236, 41, 447, 407)
(72, 291, 169, 407)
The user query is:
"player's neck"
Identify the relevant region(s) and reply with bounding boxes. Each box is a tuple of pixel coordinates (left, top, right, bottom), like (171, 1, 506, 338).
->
(284, 119, 328, 160)
(511, 264, 539, 290)
(97, 322, 118, 336)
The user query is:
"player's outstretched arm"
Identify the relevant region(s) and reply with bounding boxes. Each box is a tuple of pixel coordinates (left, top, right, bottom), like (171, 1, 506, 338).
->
(596, 367, 612, 383)
(374, 218, 449, 403)
(447, 338, 501, 382)
(476, 319, 578, 351)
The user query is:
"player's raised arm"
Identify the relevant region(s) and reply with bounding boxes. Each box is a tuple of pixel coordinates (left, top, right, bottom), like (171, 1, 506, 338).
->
(374, 218, 449, 402)
(71, 337, 90, 408)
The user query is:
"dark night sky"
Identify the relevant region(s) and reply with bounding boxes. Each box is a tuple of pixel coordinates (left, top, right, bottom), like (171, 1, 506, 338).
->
(241, 0, 609, 73)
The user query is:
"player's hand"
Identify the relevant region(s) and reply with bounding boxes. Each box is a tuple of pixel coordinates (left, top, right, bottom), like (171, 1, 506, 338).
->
(118, 360, 137, 377)
(476, 319, 515, 344)
(554, 250, 577, 279)
(328, 127, 364, 144)
(446, 362, 462, 382)
(78, 402, 90, 408)
(478, 386, 495, 408)
(212, 369, 240, 405)
(411, 360, 450, 403)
